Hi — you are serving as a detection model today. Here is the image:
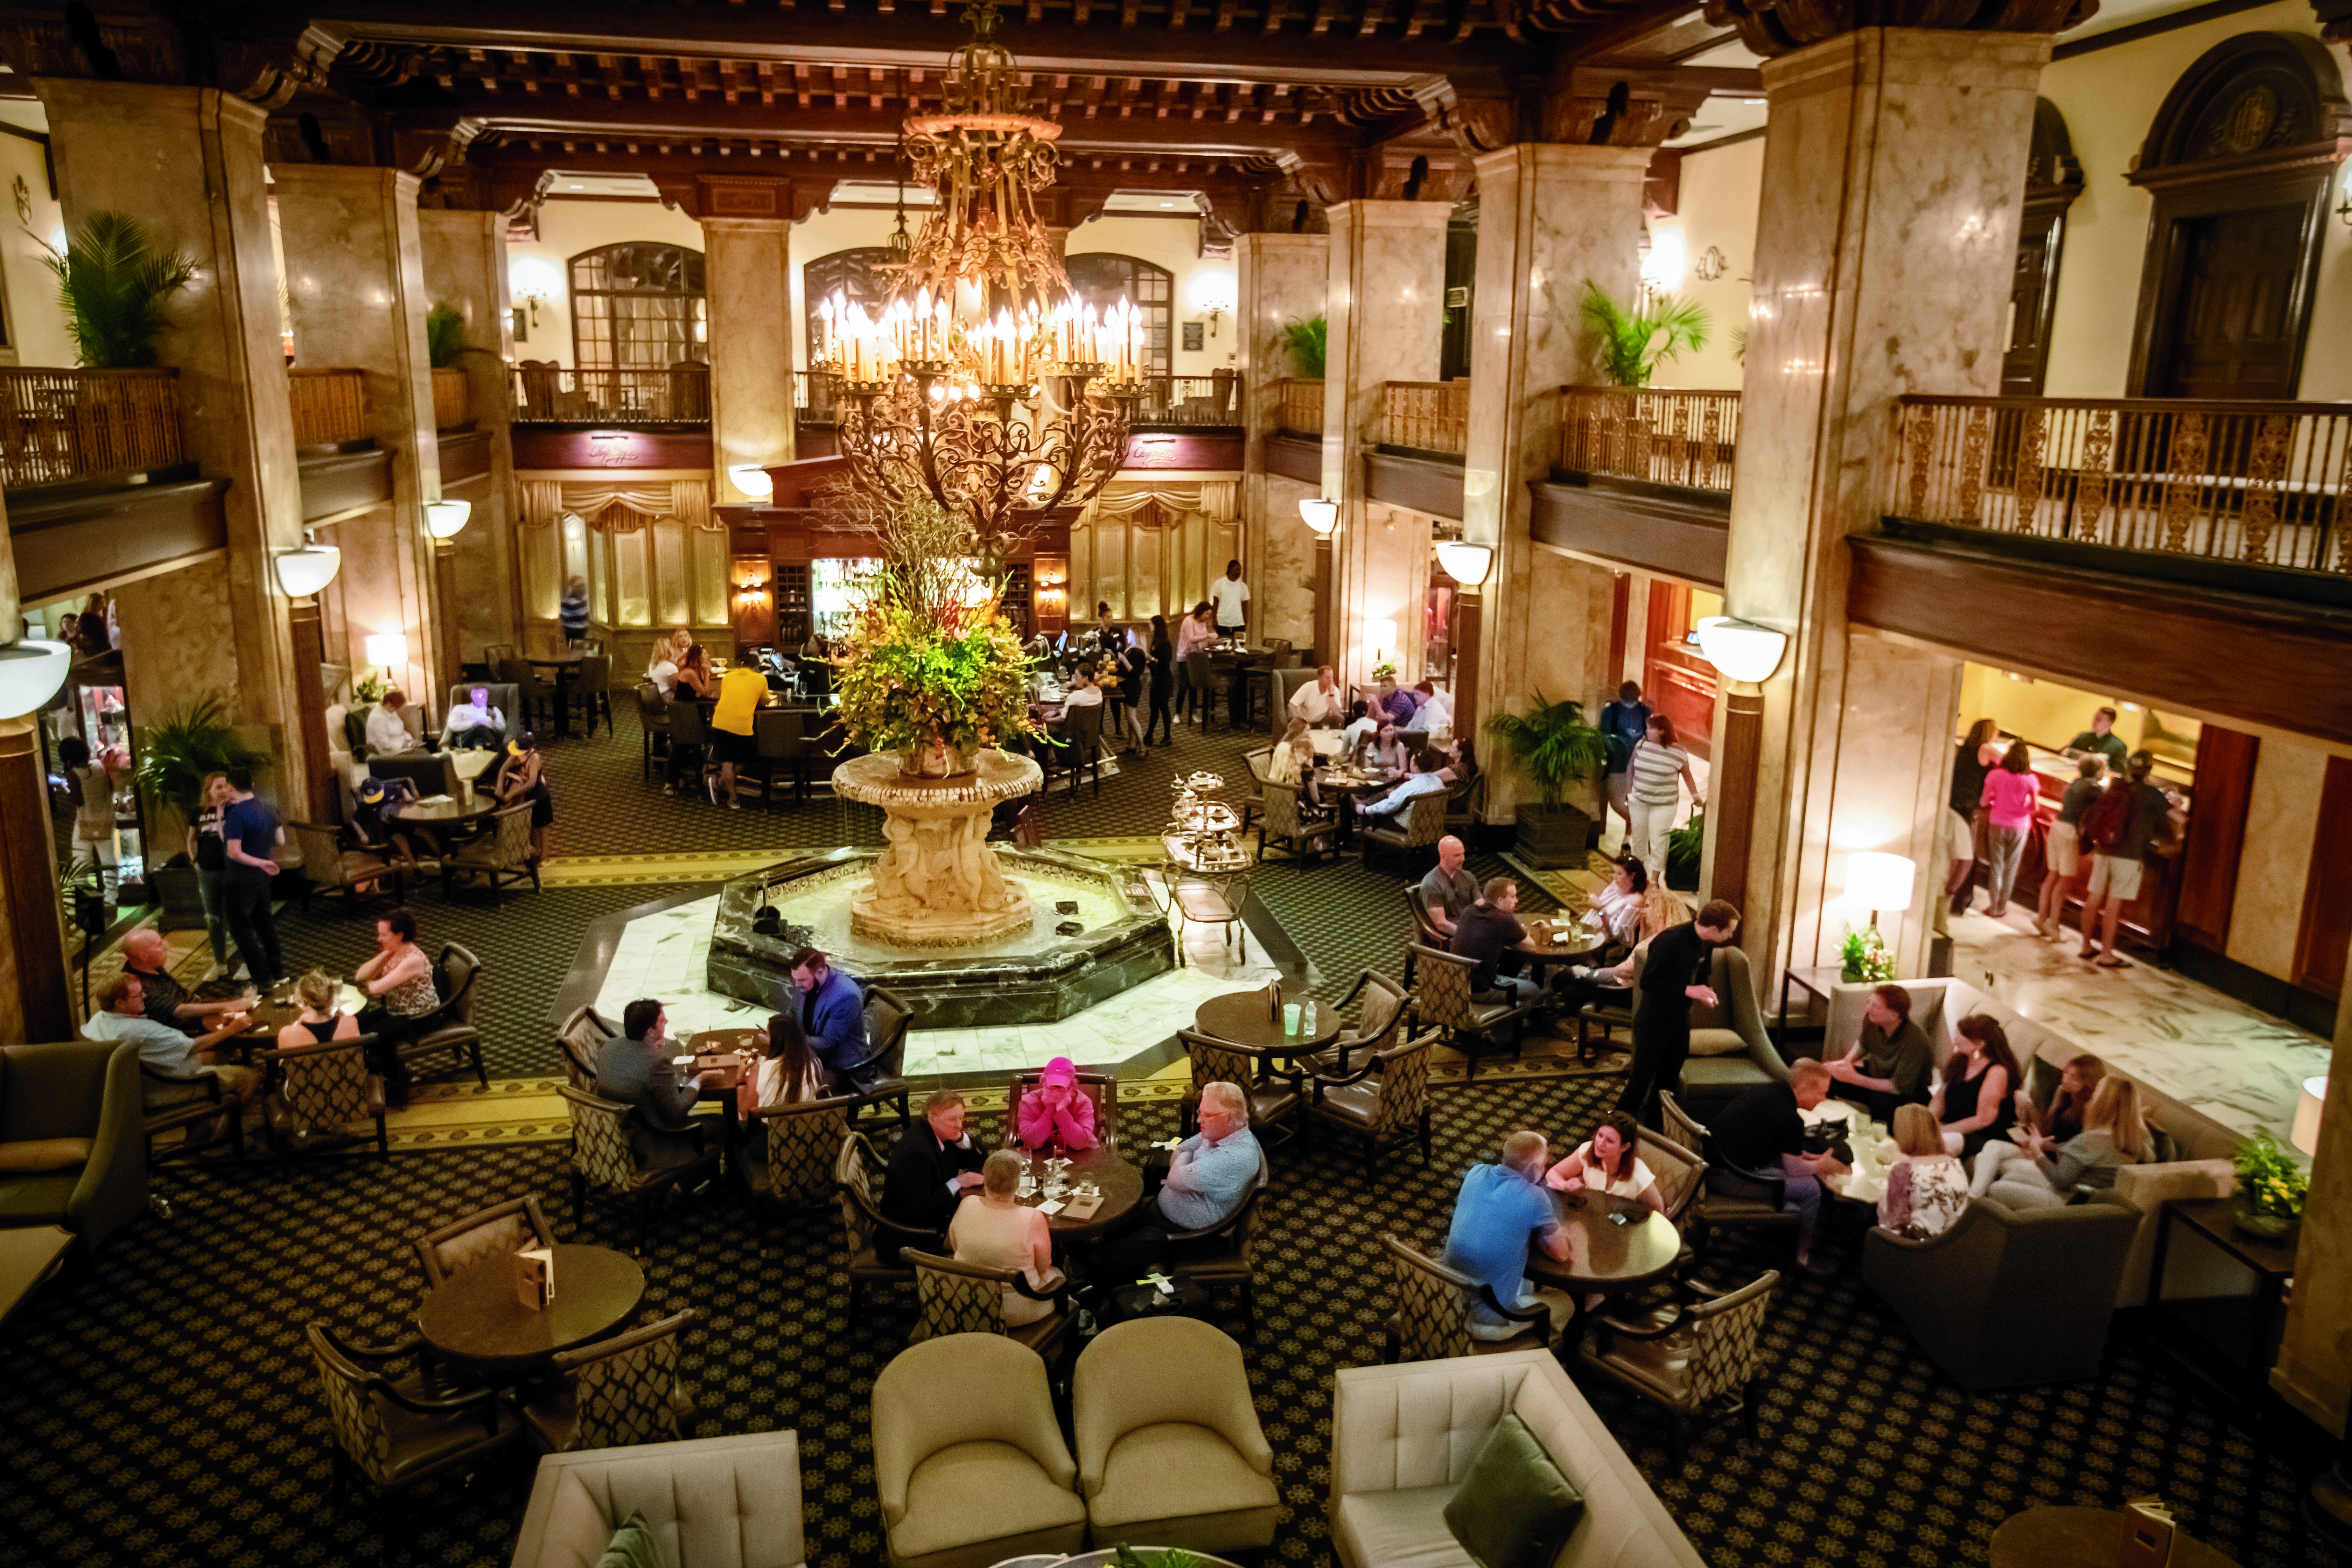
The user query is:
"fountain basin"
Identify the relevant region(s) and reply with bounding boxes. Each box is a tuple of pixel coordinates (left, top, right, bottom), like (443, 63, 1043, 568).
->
(706, 847, 1176, 1028)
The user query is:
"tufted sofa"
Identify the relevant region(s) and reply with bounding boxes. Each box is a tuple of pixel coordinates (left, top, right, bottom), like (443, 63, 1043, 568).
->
(509, 1430, 804, 1568)
(1328, 1351, 1705, 1568)
(0, 1041, 146, 1253)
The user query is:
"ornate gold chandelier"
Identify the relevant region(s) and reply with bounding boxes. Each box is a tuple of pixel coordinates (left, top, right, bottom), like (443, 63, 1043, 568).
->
(816, 1, 1141, 556)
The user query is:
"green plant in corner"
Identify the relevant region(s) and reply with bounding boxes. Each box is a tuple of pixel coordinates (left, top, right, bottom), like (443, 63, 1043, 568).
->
(1112, 1546, 1203, 1568)
(1578, 280, 1710, 388)
(132, 698, 273, 821)
(40, 211, 197, 369)
(1483, 693, 1609, 810)
(2232, 1130, 2307, 1224)
(1282, 313, 1327, 379)
(425, 301, 467, 369)
(1666, 805, 1705, 891)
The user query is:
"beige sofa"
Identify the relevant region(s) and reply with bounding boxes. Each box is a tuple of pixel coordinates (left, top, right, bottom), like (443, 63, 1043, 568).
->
(1329, 1351, 1705, 1568)
(508, 1430, 804, 1568)
(1818, 976, 2236, 1306)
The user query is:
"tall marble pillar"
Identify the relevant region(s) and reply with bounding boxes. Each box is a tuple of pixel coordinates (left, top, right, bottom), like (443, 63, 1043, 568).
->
(1464, 145, 1649, 823)
(275, 164, 446, 709)
(34, 81, 313, 805)
(701, 217, 796, 501)
(420, 209, 523, 667)
(2278, 959, 2352, 1443)
(1236, 232, 1327, 653)
(1323, 201, 1449, 688)
(0, 489, 71, 1040)
(1718, 30, 2048, 980)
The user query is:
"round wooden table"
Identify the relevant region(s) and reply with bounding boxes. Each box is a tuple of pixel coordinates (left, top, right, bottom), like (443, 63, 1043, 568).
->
(417, 1242, 645, 1373)
(994, 1552, 1242, 1568)
(1988, 1506, 2239, 1568)
(387, 795, 496, 828)
(1527, 1190, 1683, 1290)
(999, 1143, 1143, 1243)
(1193, 989, 1341, 1060)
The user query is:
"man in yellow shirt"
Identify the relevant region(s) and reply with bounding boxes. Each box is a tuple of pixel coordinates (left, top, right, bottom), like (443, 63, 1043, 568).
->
(708, 660, 769, 809)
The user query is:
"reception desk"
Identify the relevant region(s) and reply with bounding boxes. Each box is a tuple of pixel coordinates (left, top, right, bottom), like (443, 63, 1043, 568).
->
(2013, 754, 2191, 954)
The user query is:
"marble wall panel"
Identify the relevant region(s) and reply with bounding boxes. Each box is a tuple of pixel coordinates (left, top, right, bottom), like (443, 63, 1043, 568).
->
(2228, 734, 2328, 980)
(113, 556, 243, 824)
(1255, 471, 1320, 649)
(420, 210, 521, 665)
(701, 219, 795, 495)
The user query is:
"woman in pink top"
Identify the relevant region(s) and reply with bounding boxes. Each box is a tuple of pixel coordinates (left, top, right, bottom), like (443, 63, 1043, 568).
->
(1013, 1056, 1098, 1150)
(1980, 741, 2043, 919)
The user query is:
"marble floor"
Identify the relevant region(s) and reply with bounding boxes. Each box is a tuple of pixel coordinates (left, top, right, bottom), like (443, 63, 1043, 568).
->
(591, 880, 1289, 1081)
(1947, 904, 2332, 1149)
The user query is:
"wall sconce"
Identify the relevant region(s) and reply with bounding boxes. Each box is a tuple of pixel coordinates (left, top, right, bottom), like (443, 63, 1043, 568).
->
(1433, 537, 1493, 587)
(727, 464, 776, 502)
(1694, 245, 1727, 282)
(272, 539, 343, 600)
(561, 512, 586, 542)
(514, 285, 548, 328)
(424, 498, 471, 540)
(1194, 275, 1236, 338)
(0, 638, 72, 721)
(1298, 497, 1338, 534)
(362, 632, 410, 680)
(1690, 615, 1788, 685)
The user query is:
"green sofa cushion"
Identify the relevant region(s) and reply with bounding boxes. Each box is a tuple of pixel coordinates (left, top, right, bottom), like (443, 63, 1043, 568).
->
(0, 1174, 79, 1228)
(593, 1510, 671, 1568)
(1442, 1410, 1585, 1568)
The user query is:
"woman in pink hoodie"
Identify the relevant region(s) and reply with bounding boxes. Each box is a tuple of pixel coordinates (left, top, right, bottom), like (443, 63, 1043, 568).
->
(1980, 741, 2044, 919)
(1014, 1056, 1098, 1150)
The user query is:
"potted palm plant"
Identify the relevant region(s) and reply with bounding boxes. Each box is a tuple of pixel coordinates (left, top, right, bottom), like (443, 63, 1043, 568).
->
(1484, 693, 1609, 867)
(42, 211, 196, 368)
(1283, 314, 1327, 378)
(132, 699, 272, 932)
(1577, 281, 1711, 387)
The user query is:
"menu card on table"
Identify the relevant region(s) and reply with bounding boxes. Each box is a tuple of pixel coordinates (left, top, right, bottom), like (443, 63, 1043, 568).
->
(514, 1248, 555, 1309)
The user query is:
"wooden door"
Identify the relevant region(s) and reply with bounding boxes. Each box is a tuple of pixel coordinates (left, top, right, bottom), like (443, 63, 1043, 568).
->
(2173, 725, 2258, 953)
(1641, 581, 1717, 762)
(2293, 756, 2352, 999)
(2149, 205, 2307, 400)
(2000, 207, 2065, 397)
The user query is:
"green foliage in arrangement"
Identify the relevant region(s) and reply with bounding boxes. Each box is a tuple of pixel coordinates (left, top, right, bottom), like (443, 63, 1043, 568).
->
(425, 301, 468, 369)
(1666, 806, 1706, 890)
(1283, 314, 1328, 379)
(42, 211, 197, 369)
(2233, 1130, 2308, 1221)
(1484, 693, 1609, 809)
(132, 699, 273, 818)
(1578, 281, 1711, 388)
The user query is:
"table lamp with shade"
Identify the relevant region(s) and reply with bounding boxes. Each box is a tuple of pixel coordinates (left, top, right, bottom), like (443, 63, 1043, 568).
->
(362, 632, 409, 683)
(2295, 1076, 2328, 1157)
(1846, 852, 1917, 931)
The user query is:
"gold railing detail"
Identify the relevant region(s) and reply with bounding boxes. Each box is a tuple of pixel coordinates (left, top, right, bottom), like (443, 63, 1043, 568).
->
(1558, 386, 1742, 494)
(1378, 380, 1469, 457)
(1276, 377, 1324, 439)
(511, 365, 712, 425)
(1130, 373, 1241, 427)
(430, 368, 471, 431)
(0, 368, 186, 489)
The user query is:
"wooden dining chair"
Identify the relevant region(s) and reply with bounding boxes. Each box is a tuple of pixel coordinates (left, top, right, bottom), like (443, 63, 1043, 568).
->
(1006, 1069, 1118, 1148)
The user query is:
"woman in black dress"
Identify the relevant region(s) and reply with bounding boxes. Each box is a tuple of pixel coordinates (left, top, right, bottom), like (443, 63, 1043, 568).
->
(1145, 615, 1176, 746)
(1115, 629, 1149, 755)
(1932, 1012, 2021, 1161)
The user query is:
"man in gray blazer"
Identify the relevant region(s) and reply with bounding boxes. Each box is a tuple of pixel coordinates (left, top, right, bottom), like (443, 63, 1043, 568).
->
(596, 998, 722, 1168)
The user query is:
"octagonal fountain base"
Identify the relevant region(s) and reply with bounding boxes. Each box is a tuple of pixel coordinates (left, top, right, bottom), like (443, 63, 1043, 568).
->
(705, 847, 1177, 1028)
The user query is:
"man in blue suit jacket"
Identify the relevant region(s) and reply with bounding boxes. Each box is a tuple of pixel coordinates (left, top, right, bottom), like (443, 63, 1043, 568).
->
(792, 947, 872, 1090)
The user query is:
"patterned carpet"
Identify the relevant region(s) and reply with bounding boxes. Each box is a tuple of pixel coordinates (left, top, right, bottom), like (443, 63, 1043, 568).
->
(18, 702, 2338, 1568)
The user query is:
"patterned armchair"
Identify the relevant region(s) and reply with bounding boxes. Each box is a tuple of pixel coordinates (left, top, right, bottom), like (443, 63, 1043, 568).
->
(442, 802, 539, 903)
(1005, 1069, 1116, 1150)
(1658, 1090, 1806, 1255)
(522, 1308, 700, 1454)
(289, 820, 401, 911)
(1573, 1270, 1780, 1472)
(1164, 1144, 1269, 1333)
(555, 1005, 615, 1092)
(1379, 1233, 1563, 1363)
(398, 943, 488, 1092)
(411, 1195, 558, 1287)
(305, 1322, 520, 1518)
(1407, 941, 1536, 1079)
(1639, 1127, 1708, 1225)
(1300, 968, 1408, 1077)
(1176, 1029, 1301, 1139)
(1359, 788, 1447, 870)
(739, 1094, 861, 1238)
(834, 1132, 936, 1316)
(1306, 1029, 1436, 1175)
(142, 1056, 243, 1166)
(842, 983, 915, 1130)
(1402, 887, 1445, 988)
(260, 1036, 389, 1157)
(901, 1248, 1074, 1364)
(1256, 776, 1336, 867)
(560, 1084, 721, 1251)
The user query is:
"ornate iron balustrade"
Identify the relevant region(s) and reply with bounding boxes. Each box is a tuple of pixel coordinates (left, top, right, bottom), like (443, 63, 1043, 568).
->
(0, 368, 186, 489)
(1558, 385, 1741, 494)
(1379, 380, 1469, 457)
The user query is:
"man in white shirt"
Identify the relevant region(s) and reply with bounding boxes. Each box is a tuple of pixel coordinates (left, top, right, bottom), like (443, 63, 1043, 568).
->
(1403, 678, 1455, 735)
(443, 685, 506, 750)
(364, 690, 418, 756)
(84, 972, 260, 1147)
(1288, 664, 1344, 727)
(1360, 752, 1456, 822)
(1208, 560, 1250, 640)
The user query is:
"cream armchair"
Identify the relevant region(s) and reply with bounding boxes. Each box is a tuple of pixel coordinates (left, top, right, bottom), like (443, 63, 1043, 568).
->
(1072, 1317, 1280, 1555)
(509, 1431, 804, 1568)
(1329, 1350, 1705, 1568)
(871, 1334, 1086, 1568)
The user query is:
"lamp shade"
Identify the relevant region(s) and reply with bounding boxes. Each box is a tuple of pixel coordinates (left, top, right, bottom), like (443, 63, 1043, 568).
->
(1692, 615, 1789, 685)
(1433, 539, 1493, 587)
(727, 464, 776, 502)
(1364, 618, 1397, 657)
(0, 639, 71, 720)
(363, 632, 409, 671)
(2295, 1075, 2328, 1156)
(272, 544, 342, 599)
(1297, 497, 1338, 534)
(424, 499, 471, 540)
(1844, 851, 1917, 913)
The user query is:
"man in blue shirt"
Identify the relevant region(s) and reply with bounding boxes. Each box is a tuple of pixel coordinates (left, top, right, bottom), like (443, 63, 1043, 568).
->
(1443, 1130, 1569, 1339)
(218, 770, 285, 990)
(1358, 751, 1457, 824)
(1598, 682, 1652, 845)
(791, 947, 872, 1089)
(1091, 1080, 1261, 1288)
(84, 972, 260, 1151)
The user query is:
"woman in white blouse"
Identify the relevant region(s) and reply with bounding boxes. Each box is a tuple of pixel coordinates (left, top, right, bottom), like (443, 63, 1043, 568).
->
(1542, 1111, 1666, 1214)
(738, 1012, 827, 1113)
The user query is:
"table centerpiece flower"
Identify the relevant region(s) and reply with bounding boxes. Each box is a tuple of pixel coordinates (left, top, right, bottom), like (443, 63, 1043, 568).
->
(2230, 1129, 2307, 1240)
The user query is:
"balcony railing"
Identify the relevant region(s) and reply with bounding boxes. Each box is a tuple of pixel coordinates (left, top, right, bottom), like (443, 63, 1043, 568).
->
(794, 370, 839, 427)
(1379, 381, 1469, 458)
(1560, 386, 1742, 495)
(430, 368, 471, 431)
(1130, 373, 1240, 428)
(511, 365, 712, 425)
(0, 368, 186, 489)
(289, 369, 369, 447)
(1890, 395, 2352, 576)
(1276, 377, 1323, 440)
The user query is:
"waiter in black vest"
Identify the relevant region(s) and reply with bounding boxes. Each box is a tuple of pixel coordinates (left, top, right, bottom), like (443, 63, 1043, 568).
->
(1616, 900, 1741, 1123)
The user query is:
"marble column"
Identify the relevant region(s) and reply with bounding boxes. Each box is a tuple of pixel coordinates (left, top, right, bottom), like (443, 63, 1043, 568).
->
(1464, 144, 1650, 824)
(2277, 953, 2352, 1440)
(1718, 30, 2047, 982)
(1237, 232, 1327, 653)
(701, 217, 796, 500)
(0, 489, 71, 1040)
(34, 80, 313, 805)
(1324, 202, 1449, 689)
(420, 209, 523, 666)
(275, 164, 447, 710)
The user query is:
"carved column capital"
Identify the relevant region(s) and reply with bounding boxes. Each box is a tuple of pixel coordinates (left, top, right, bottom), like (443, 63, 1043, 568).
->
(1700, 0, 2086, 57)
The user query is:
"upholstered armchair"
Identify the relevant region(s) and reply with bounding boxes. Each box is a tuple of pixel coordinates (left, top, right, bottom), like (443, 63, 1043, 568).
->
(1380, 1232, 1567, 1363)
(560, 1085, 721, 1251)
(835, 1132, 937, 1315)
(0, 1041, 146, 1251)
(870, 1334, 1087, 1568)
(395, 942, 489, 1093)
(443, 802, 540, 902)
(739, 1095, 861, 1241)
(1307, 1029, 1436, 1174)
(901, 1248, 1074, 1363)
(412, 1195, 558, 1287)
(1666, 946, 1788, 1125)
(1163, 1149, 1268, 1332)
(1258, 776, 1337, 866)
(1408, 942, 1535, 1079)
(842, 983, 914, 1130)
(1574, 1270, 1780, 1472)
(1176, 1029, 1302, 1138)
(555, 1005, 614, 1093)
(1306, 967, 1409, 1078)
(260, 1036, 389, 1157)
(1004, 1069, 1116, 1149)
(509, 1432, 807, 1568)
(1659, 1090, 1806, 1256)
(521, 1308, 699, 1453)
(1862, 1191, 2141, 1392)
(1072, 1318, 1281, 1555)
(289, 820, 402, 911)
(306, 1322, 520, 1518)
(1360, 788, 1447, 870)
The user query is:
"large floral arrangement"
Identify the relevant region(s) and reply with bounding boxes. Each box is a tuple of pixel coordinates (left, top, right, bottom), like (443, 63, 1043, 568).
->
(832, 500, 1045, 768)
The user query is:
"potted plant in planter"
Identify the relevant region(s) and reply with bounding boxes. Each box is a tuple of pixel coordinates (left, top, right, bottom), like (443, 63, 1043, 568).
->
(1665, 806, 1705, 893)
(1484, 692, 1609, 868)
(2230, 1130, 2307, 1240)
(132, 699, 272, 932)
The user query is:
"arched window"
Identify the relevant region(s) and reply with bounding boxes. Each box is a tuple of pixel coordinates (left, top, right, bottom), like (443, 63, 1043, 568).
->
(1065, 254, 1172, 376)
(568, 243, 707, 372)
(804, 247, 899, 363)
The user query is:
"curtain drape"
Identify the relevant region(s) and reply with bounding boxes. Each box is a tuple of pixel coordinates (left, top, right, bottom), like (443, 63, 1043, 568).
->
(519, 478, 729, 632)
(1069, 481, 1240, 622)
